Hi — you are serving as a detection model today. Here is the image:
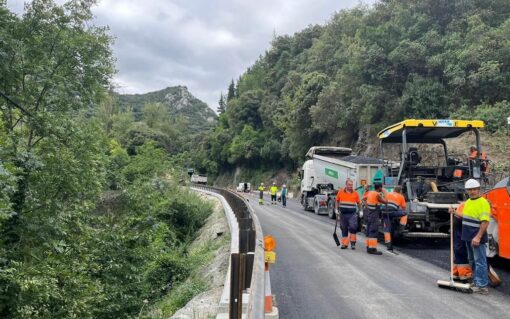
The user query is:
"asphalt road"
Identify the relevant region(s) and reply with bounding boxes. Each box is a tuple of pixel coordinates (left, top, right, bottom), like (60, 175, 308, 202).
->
(246, 194, 510, 319)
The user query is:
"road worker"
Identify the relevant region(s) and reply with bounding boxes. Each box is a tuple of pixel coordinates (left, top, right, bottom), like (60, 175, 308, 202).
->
(270, 182, 278, 205)
(281, 184, 288, 207)
(364, 183, 387, 255)
(448, 202, 473, 282)
(382, 186, 408, 251)
(468, 145, 489, 173)
(336, 179, 361, 250)
(258, 183, 265, 205)
(461, 179, 490, 294)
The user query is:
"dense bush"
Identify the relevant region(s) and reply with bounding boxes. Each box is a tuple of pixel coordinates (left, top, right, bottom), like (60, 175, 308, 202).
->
(0, 1, 213, 318)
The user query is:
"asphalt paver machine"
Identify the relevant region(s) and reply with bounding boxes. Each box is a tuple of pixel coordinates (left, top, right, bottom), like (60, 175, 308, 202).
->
(377, 119, 486, 238)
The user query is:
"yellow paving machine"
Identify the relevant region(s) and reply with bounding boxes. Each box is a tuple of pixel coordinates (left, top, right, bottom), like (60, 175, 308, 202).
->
(377, 119, 486, 239)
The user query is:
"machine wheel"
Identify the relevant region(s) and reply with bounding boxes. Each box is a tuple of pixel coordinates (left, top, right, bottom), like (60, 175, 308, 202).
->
(327, 200, 336, 219)
(301, 194, 307, 210)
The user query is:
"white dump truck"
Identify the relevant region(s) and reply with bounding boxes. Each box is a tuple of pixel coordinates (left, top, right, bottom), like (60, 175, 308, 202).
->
(299, 146, 383, 218)
(191, 174, 208, 185)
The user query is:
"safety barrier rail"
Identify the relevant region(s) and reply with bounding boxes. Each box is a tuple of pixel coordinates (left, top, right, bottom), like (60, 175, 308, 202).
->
(191, 184, 265, 319)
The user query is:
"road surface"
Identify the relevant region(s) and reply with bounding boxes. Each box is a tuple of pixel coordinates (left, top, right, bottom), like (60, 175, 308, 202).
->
(248, 194, 510, 319)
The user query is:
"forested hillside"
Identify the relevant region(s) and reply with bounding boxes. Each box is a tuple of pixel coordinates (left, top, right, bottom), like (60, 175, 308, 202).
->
(193, 0, 510, 178)
(116, 86, 217, 131)
(100, 86, 216, 157)
(0, 1, 213, 318)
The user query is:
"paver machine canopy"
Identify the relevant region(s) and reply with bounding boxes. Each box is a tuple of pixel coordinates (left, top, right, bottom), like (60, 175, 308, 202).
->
(377, 119, 485, 238)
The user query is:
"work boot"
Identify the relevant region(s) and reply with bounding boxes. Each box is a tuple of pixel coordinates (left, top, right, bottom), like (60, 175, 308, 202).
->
(367, 248, 383, 255)
(386, 242, 393, 251)
(340, 245, 348, 249)
(350, 242, 356, 250)
(471, 286, 489, 295)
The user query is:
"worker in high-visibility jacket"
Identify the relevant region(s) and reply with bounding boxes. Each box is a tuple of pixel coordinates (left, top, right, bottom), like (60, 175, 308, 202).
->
(270, 182, 278, 205)
(461, 179, 491, 294)
(336, 179, 361, 250)
(449, 202, 473, 281)
(363, 183, 387, 255)
(258, 183, 265, 205)
(382, 186, 408, 251)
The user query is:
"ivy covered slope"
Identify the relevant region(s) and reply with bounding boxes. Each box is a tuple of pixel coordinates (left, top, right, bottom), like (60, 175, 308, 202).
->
(116, 86, 217, 133)
(194, 0, 510, 178)
(0, 1, 214, 318)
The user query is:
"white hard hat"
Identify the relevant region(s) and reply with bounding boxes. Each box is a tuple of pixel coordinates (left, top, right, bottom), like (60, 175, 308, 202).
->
(261, 182, 264, 185)
(465, 179, 480, 189)
(283, 184, 286, 187)
(273, 182, 276, 185)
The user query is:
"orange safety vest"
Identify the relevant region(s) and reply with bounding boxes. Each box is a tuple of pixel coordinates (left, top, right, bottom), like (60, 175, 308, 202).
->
(336, 188, 360, 213)
(468, 150, 487, 160)
(386, 192, 406, 210)
(366, 191, 384, 211)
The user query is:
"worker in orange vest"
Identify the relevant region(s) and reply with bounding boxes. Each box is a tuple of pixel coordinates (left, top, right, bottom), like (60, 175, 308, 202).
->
(468, 146, 489, 173)
(363, 183, 387, 255)
(382, 186, 408, 251)
(336, 179, 361, 250)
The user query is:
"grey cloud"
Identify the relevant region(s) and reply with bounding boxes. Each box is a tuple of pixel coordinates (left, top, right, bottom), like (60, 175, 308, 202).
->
(7, 0, 377, 111)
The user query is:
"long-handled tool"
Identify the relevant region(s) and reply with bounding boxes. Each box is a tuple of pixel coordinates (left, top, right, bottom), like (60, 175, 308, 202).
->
(333, 212, 341, 246)
(437, 209, 472, 292)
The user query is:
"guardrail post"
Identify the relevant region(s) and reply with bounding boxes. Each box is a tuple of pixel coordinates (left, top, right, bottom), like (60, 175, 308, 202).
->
(230, 253, 241, 319)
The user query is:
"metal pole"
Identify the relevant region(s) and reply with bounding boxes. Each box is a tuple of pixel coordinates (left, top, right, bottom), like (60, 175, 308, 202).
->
(229, 253, 240, 319)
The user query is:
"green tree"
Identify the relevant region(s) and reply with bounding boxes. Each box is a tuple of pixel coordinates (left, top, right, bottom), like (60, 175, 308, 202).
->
(227, 79, 236, 101)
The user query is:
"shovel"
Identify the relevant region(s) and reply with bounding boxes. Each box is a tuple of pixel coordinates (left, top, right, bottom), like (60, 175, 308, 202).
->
(333, 211, 341, 246)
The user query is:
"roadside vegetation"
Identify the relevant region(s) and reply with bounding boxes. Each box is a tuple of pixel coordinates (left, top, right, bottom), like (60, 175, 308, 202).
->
(0, 1, 213, 318)
(192, 0, 510, 180)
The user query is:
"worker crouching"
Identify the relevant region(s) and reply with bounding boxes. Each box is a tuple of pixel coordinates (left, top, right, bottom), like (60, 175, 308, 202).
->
(382, 186, 408, 251)
(364, 183, 387, 255)
(336, 179, 361, 250)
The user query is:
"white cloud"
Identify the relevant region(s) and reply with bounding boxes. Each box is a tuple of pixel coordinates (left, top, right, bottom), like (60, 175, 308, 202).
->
(6, 0, 377, 112)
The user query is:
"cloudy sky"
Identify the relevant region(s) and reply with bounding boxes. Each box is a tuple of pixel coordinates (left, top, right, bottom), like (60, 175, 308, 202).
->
(7, 0, 376, 111)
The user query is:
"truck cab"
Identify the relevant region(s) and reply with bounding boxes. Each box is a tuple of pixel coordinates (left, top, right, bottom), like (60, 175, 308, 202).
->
(300, 146, 382, 217)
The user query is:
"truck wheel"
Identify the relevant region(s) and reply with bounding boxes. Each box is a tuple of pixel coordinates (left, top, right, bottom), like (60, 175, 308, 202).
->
(314, 201, 320, 215)
(328, 200, 336, 219)
(301, 194, 306, 209)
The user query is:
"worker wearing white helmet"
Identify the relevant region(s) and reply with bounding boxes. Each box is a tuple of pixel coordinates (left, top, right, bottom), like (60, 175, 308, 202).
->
(462, 179, 490, 294)
(270, 182, 278, 205)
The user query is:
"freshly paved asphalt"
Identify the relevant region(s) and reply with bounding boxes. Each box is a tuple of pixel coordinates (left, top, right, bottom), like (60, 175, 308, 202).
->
(246, 194, 510, 319)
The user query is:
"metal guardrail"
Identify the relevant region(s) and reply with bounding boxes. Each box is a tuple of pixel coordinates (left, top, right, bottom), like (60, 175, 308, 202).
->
(191, 184, 262, 319)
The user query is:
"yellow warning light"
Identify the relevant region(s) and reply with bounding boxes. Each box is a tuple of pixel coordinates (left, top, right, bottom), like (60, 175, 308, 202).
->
(264, 235, 276, 251)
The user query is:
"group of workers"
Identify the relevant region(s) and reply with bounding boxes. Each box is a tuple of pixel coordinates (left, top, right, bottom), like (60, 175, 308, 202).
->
(335, 179, 407, 254)
(335, 177, 493, 295)
(258, 182, 288, 207)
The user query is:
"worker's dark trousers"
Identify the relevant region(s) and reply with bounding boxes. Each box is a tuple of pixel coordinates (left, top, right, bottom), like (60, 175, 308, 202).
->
(453, 217, 472, 279)
(340, 212, 358, 245)
(382, 210, 406, 243)
(281, 196, 287, 207)
(340, 212, 358, 237)
(365, 209, 379, 249)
